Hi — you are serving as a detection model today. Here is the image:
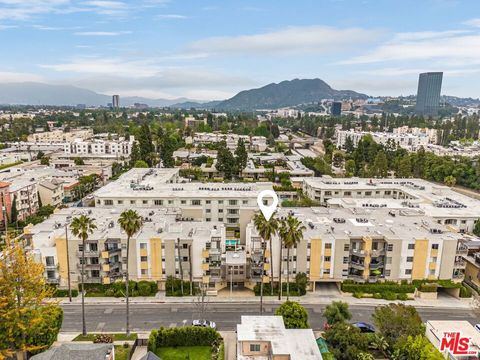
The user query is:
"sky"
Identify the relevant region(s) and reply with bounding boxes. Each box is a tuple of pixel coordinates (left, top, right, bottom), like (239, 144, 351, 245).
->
(0, 0, 480, 101)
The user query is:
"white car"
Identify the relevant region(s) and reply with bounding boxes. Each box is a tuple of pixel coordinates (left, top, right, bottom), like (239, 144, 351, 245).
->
(192, 319, 216, 329)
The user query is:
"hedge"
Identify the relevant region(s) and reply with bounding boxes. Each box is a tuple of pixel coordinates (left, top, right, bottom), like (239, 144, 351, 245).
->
(165, 276, 200, 296)
(83, 280, 158, 297)
(253, 282, 307, 296)
(412, 279, 461, 289)
(147, 327, 221, 353)
(341, 281, 415, 294)
(55, 289, 79, 297)
(460, 286, 472, 298)
(419, 283, 438, 293)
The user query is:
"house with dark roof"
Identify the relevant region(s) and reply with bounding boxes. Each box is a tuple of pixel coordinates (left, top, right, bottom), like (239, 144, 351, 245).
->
(30, 343, 114, 360)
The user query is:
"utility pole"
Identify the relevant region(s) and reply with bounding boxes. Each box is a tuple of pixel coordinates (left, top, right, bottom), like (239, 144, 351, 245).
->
(65, 223, 72, 302)
(188, 244, 193, 296)
(230, 265, 233, 297)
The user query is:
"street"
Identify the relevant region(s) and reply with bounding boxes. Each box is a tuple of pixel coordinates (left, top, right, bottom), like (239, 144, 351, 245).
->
(60, 303, 480, 333)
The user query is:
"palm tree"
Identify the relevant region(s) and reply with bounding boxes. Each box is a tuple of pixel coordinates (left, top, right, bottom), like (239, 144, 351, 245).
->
(279, 215, 305, 300)
(70, 214, 97, 336)
(253, 212, 279, 303)
(118, 209, 143, 336)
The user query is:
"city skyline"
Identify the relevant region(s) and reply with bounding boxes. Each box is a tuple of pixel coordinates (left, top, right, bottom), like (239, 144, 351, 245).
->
(0, 1, 479, 100)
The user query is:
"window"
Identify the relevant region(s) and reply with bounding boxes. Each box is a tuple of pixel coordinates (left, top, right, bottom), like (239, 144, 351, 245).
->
(229, 200, 237, 206)
(387, 244, 394, 251)
(181, 200, 186, 204)
(45, 256, 55, 266)
(325, 243, 332, 249)
(191, 200, 201, 206)
(142, 200, 148, 205)
(218, 218, 223, 222)
(325, 191, 332, 196)
(344, 191, 351, 196)
(218, 209, 223, 213)
(323, 269, 330, 274)
(168, 200, 173, 204)
(141, 269, 148, 275)
(90, 243, 98, 251)
(78, 244, 84, 251)
(408, 243, 415, 250)
(206, 218, 211, 222)
(385, 269, 391, 276)
(431, 244, 439, 250)
(130, 200, 136, 204)
(365, 191, 372, 196)
(206, 209, 211, 213)
(406, 256, 414, 263)
(431, 256, 437, 263)
(386, 257, 392, 264)
(405, 269, 412, 275)
(154, 200, 163, 206)
(141, 256, 148, 262)
(117, 200, 123, 205)
(91, 270, 100, 278)
(104, 200, 113, 205)
(343, 257, 349, 264)
(218, 200, 223, 204)
(140, 243, 147, 249)
(47, 270, 56, 279)
(182, 256, 188, 262)
(206, 200, 211, 204)
(91, 257, 99, 264)
(79, 258, 85, 264)
(429, 269, 435, 275)
(249, 344, 261, 352)
(324, 256, 331, 262)
(183, 244, 188, 249)
(243, 200, 248, 205)
(344, 244, 350, 251)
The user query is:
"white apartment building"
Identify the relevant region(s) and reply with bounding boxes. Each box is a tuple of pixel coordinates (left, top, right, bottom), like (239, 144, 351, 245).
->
(27, 129, 93, 143)
(392, 126, 438, 144)
(336, 129, 430, 151)
(192, 132, 268, 152)
(64, 136, 134, 157)
(10, 179, 39, 221)
(93, 168, 274, 241)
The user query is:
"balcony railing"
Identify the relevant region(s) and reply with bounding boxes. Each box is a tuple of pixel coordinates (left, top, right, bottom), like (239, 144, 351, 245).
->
(347, 274, 365, 282)
(369, 262, 385, 270)
(76, 250, 99, 257)
(46, 277, 60, 284)
(349, 262, 365, 270)
(370, 249, 386, 257)
(454, 261, 466, 268)
(350, 249, 367, 257)
(77, 263, 101, 270)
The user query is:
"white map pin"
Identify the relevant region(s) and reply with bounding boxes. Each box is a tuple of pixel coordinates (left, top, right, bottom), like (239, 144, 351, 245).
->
(257, 189, 279, 221)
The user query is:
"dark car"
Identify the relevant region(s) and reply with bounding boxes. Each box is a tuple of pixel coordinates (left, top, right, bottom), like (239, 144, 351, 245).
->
(353, 322, 376, 333)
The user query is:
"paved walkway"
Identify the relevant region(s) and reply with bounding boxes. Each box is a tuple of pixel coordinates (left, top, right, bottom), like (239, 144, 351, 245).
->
(130, 346, 147, 360)
(220, 331, 236, 360)
(57, 292, 474, 309)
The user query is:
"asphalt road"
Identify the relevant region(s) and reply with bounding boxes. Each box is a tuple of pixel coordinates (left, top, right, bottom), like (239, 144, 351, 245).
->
(60, 303, 480, 333)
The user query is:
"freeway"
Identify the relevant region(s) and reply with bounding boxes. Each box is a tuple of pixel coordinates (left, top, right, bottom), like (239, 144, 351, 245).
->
(60, 303, 480, 333)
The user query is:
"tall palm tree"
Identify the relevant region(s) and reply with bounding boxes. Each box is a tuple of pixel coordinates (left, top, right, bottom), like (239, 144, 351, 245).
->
(70, 214, 97, 336)
(279, 215, 305, 300)
(118, 209, 143, 336)
(253, 212, 279, 302)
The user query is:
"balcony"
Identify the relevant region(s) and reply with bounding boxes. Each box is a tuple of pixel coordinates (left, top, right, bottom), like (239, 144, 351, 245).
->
(370, 249, 385, 257)
(45, 264, 58, 270)
(456, 245, 468, 255)
(350, 248, 367, 257)
(454, 260, 466, 268)
(76, 250, 99, 257)
(209, 261, 222, 269)
(77, 263, 101, 270)
(46, 277, 60, 284)
(369, 262, 385, 270)
(347, 274, 366, 282)
(349, 262, 365, 270)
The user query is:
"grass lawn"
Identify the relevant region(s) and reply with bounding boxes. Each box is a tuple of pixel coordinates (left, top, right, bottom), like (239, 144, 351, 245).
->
(156, 346, 212, 360)
(72, 333, 138, 341)
(114, 345, 131, 360)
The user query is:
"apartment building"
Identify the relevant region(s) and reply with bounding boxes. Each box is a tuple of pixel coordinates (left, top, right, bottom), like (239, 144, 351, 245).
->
(64, 136, 134, 158)
(27, 129, 93, 143)
(236, 316, 322, 360)
(246, 207, 466, 289)
(302, 177, 480, 233)
(27, 207, 227, 288)
(10, 179, 39, 221)
(93, 168, 274, 242)
(38, 179, 64, 207)
(336, 129, 430, 151)
(191, 132, 268, 152)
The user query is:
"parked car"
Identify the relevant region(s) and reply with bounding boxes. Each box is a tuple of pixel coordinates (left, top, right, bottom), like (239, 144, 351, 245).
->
(192, 319, 216, 329)
(352, 322, 376, 333)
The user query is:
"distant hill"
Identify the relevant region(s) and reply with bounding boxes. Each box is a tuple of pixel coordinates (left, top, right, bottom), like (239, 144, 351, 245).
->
(0, 82, 198, 107)
(213, 78, 369, 110)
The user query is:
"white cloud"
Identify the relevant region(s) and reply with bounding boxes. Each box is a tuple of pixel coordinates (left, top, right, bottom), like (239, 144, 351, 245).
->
(156, 14, 187, 19)
(463, 18, 480, 27)
(0, 71, 44, 82)
(0, 0, 70, 20)
(189, 25, 381, 55)
(74, 30, 131, 36)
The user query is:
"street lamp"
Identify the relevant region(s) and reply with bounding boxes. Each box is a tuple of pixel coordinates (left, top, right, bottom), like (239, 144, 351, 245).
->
(65, 221, 72, 302)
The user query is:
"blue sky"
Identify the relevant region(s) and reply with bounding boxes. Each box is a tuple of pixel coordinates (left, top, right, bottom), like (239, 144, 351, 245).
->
(0, 0, 479, 100)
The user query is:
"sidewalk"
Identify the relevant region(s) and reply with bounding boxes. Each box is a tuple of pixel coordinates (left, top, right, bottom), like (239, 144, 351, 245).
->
(57, 291, 474, 309)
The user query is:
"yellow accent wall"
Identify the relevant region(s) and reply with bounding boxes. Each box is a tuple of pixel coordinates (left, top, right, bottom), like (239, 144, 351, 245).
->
(363, 236, 372, 280)
(309, 239, 322, 281)
(149, 237, 162, 280)
(140, 248, 148, 257)
(55, 237, 68, 281)
(412, 239, 429, 280)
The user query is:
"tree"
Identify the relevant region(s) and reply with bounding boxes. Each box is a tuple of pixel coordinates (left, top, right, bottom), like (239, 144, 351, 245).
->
(215, 141, 237, 180)
(473, 220, 480, 237)
(444, 175, 456, 187)
(118, 210, 143, 336)
(10, 195, 18, 224)
(345, 159, 356, 177)
(373, 151, 388, 177)
(138, 123, 154, 166)
(323, 301, 352, 325)
(0, 237, 61, 359)
(36, 150, 44, 160)
(393, 335, 444, 360)
(40, 157, 50, 166)
(332, 151, 345, 168)
(74, 157, 85, 166)
(234, 138, 248, 176)
(397, 156, 412, 178)
(70, 215, 97, 336)
(275, 301, 309, 329)
(254, 212, 279, 298)
(129, 142, 141, 168)
(134, 160, 149, 168)
(344, 136, 355, 153)
(279, 215, 305, 300)
(324, 322, 369, 360)
(372, 304, 425, 347)
(158, 134, 175, 168)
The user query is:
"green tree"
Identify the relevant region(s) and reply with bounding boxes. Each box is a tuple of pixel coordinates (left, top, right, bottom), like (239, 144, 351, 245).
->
(70, 215, 97, 336)
(134, 160, 149, 168)
(324, 322, 369, 360)
(275, 301, 309, 329)
(129, 142, 141, 168)
(345, 159, 356, 177)
(0, 237, 61, 359)
(118, 210, 143, 336)
(372, 304, 425, 347)
(444, 175, 456, 187)
(253, 212, 279, 304)
(373, 151, 388, 177)
(10, 195, 18, 224)
(393, 335, 444, 360)
(36, 150, 44, 160)
(323, 301, 352, 325)
(344, 136, 355, 153)
(158, 134, 176, 168)
(234, 138, 248, 176)
(138, 123, 154, 166)
(74, 157, 85, 166)
(40, 157, 50, 166)
(397, 156, 412, 178)
(279, 215, 305, 300)
(473, 220, 480, 237)
(215, 141, 237, 180)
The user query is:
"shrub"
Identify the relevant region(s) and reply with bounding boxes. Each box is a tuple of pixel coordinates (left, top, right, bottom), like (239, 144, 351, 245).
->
(275, 301, 309, 329)
(147, 327, 221, 351)
(94, 334, 113, 343)
(382, 291, 397, 300)
(54, 289, 79, 297)
(27, 305, 63, 355)
(397, 293, 409, 301)
(341, 282, 415, 294)
(373, 293, 382, 299)
(460, 286, 472, 298)
(419, 283, 438, 293)
(353, 292, 364, 298)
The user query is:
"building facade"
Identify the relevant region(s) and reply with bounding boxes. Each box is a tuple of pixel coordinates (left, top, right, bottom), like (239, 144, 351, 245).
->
(415, 72, 443, 116)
